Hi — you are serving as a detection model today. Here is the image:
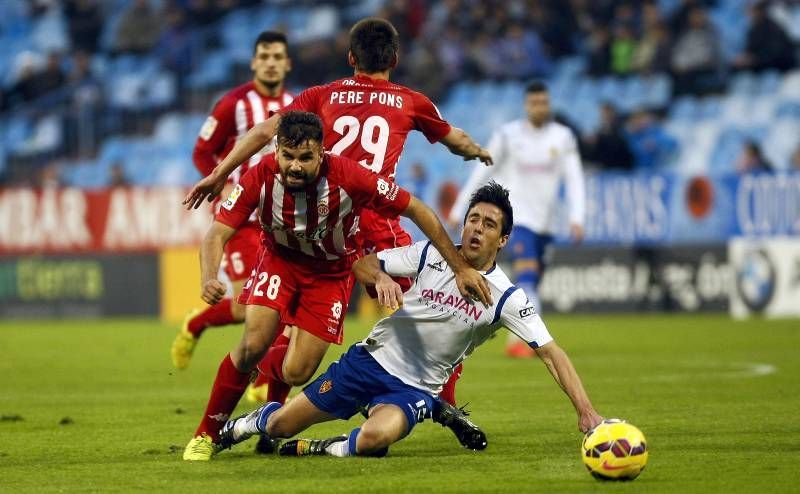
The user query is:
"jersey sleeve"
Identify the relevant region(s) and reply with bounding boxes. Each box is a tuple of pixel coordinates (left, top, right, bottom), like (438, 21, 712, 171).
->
(339, 156, 412, 218)
(376, 240, 429, 277)
(411, 92, 452, 143)
(215, 161, 262, 230)
(500, 289, 553, 348)
(193, 95, 237, 175)
(279, 85, 325, 115)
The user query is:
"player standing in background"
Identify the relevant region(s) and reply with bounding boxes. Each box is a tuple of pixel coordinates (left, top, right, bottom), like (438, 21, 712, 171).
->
(171, 31, 293, 385)
(449, 82, 586, 358)
(215, 182, 602, 459)
(184, 18, 493, 449)
(181, 111, 491, 461)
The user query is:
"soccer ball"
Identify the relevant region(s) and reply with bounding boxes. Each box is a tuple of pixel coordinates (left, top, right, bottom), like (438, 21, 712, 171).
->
(581, 419, 648, 481)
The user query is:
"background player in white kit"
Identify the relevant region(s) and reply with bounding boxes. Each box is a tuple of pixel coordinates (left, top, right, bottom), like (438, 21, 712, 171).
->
(216, 182, 602, 458)
(449, 82, 586, 358)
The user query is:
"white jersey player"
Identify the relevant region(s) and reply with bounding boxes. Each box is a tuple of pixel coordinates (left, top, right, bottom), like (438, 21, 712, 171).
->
(449, 81, 586, 358)
(217, 182, 602, 459)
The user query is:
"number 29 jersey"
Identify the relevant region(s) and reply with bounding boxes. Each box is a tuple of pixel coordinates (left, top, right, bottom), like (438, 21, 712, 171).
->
(280, 74, 452, 180)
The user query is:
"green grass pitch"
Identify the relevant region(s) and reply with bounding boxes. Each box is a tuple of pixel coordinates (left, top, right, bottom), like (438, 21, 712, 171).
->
(1, 314, 799, 492)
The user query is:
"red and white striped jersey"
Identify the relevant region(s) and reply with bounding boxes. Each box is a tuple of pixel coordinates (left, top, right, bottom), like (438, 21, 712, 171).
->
(193, 81, 294, 183)
(216, 152, 411, 271)
(280, 74, 451, 180)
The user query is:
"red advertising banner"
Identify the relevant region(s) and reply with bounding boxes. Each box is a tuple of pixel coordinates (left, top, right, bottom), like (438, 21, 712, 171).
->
(0, 187, 214, 254)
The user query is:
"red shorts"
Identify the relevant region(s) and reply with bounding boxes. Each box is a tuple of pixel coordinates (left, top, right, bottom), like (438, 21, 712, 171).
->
(238, 248, 354, 345)
(221, 224, 261, 282)
(359, 210, 413, 296)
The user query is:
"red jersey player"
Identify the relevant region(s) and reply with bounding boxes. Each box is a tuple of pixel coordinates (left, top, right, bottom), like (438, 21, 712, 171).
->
(182, 111, 491, 460)
(184, 18, 493, 450)
(171, 31, 293, 373)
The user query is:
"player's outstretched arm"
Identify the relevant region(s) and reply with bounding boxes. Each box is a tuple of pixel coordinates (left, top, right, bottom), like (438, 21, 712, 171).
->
(183, 115, 281, 209)
(401, 196, 492, 305)
(353, 254, 404, 310)
(199, 221, 236, 305)
(534, 341, 603, 433)
(440, 127, 493, 166)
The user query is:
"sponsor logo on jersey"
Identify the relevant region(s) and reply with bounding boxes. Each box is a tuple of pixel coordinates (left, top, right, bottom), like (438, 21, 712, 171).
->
(199, 116, 218, 141)
(221, 184, 243, 210)
(319, 380, 333, 393)
(519, 306, 536, 318)
(420, 288, 484, 322)
(426, 260, 445, 272)
(376, 178, 400, 201)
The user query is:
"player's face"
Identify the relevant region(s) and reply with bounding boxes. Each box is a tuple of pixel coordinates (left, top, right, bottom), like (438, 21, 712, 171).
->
(251, 42, 291, 88)
(461, 203, 509, 270)
(276, 140, 324, 190)
(525, 91, 550, 126)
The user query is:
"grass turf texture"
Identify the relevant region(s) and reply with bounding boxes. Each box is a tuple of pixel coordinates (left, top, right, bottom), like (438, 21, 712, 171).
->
(1, 314, 799, 492)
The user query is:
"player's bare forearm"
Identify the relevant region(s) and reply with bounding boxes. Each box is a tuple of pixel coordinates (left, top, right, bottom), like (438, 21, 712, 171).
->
(199, 221, 236, 304)
(402, 197, 492, 304)
(536, 342, 599, 423)
(213, 116, 279, 180)
(352, 254, 382, 285)
(441, 127, 493, 166)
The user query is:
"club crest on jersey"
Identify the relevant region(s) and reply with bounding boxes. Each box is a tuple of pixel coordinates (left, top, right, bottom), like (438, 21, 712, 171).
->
(221, 184, 244, 210)
(319, 380, 333, 394)
(317, 200, 329, 217)
(331, 301, 343, 320)
(519, 306, 536, 318)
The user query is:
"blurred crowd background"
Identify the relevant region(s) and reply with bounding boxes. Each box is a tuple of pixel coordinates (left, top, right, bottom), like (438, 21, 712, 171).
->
(0, 0, 798, 191)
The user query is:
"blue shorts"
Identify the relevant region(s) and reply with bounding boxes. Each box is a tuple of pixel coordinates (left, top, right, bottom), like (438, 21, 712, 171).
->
(303, 345, 435, 434)
(509, 226, 554, 268)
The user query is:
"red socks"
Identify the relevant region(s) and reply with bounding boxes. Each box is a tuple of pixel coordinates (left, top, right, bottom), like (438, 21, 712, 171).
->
(187, 299, 236, 337)
(194, 354, 250, 441)
(439, 363, 463, 406)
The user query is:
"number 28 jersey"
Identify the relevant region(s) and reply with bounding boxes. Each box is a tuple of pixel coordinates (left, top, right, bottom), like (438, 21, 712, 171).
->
(280, 74, 452, 180)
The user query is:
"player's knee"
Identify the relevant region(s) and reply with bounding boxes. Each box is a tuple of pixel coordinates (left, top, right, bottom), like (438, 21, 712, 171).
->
(281, 364, 315, 386)
(264, 411, 295, 438)
(356, 426, 394, 453)
(238, 339, 269, 370)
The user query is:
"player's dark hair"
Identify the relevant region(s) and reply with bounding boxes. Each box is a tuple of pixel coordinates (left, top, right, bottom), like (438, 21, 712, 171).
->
(277, 111, 323, 148)
(349, 18, 399, 73)
(254, 31, 288, 54)
(464, 181, 514, 237)
(526, 81, 548, 94)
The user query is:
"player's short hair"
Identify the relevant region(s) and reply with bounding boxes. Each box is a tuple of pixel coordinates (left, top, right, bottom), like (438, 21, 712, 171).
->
(464, 181, 514, 237)
(277, 111, 323, 148)
(349, 18, 399, 73)
(525, 81, 548, 94)
(254, 31, 288, 54)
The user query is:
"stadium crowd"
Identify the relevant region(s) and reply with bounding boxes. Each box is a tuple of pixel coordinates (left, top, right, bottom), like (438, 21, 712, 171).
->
(0, 0, 798, 186)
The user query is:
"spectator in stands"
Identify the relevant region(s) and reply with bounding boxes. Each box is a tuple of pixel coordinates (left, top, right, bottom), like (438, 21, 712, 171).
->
(632, 22, 671, 74)
(670, 7, 724, 95)
(586, 26, 611, 76)
(583, 103, 634, 171)
(109, 162, 130, 187)
(792, 145, 800, 171)
(736, 140, 774, 174)
(499, 23, 552, 79)
(155, 6, 195, 78)
(735, 0, 796, 72)
(7, 52, 66, 106)
(625, 109, 677, 169)
(610, 24, 637, 75)
(68, 50, 102, 109)
(113, 0, 163, 55)
(65, 0, 102, 53)
(409, 162, 428, 200)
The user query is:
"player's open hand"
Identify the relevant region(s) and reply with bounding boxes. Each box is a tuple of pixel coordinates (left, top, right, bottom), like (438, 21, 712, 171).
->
(201, 279, 227, 305)
(579, 410, 604, 434)
(183, 173, 226, 210)
(454, 267, 492, 306)
(476, 147, 493, 166)
(374, 272, 403, 310)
